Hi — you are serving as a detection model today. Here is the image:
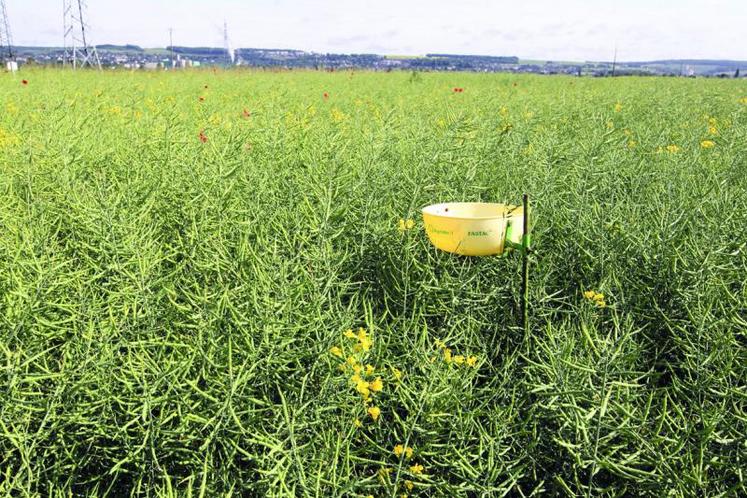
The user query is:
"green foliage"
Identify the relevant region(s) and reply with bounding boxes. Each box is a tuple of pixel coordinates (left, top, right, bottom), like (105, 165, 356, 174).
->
(1, 69, 746, 497)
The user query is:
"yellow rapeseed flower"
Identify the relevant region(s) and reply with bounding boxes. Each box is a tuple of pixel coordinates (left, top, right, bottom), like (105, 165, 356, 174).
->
(393, 444, 414, 458)
(409, 464, 424, 475)
(454, 355, 465, 365)
(443, 348, 452, 363)
(739, 97, 747, 104)
(614, 102, 623, 112)
(398, 218, 415, 231)
(356, 379, 370, 397)
(353, 364, 363, 375)
(391, 367, 403, 380)
(367, 406, 381, 421)
(330, 108, 348, 123)
(355, 337, 372, 352)
(466, 355, 478, 367)
(354, 419, 363, 428)
(344, 329, 356, 339)
(365, 364, 375, 376)
(701, 140, 715, 149)
(370, 377, 383, 392)
(0, 127, 20, 149)
(347, 356, 357, 366)
(405, 480, 414, 490)
(330, 346, 343, 358)
(357, 327, 368, 342)
(584, 290, 607, 307)
(666, 144, 680, 154)
(708, 126, 718, 135)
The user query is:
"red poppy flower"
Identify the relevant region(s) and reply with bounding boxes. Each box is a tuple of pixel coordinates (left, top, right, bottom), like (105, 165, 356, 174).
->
(242, 108, 251, 118)
(21, 79, 28, 85)
(323, 92, 329, 100)
(198, 96, 205, 102)
(199, 130, 208, 143)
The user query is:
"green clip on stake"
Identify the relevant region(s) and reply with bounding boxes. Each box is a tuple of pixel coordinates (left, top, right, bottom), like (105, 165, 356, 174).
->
(500, 194, 531, 332)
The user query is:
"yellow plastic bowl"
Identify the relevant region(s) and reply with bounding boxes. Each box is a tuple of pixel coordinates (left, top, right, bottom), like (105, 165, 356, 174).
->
(422, 202, 524, 256)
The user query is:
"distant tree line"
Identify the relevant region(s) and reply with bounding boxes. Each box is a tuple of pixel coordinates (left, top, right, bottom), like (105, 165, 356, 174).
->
(95, 44, 144, 51)
(426, 54, 519, 63)
(168, 46, 227, 56)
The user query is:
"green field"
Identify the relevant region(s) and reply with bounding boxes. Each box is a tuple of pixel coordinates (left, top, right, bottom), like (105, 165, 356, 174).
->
(1, 69, 746, 496)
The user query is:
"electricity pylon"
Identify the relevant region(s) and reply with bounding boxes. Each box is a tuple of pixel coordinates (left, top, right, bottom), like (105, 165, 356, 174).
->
(63, 0, 101, 69)
(0, 0, 14, 61)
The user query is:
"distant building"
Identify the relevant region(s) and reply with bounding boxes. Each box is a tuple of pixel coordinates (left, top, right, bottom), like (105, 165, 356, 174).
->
(5, 45, 744, 77)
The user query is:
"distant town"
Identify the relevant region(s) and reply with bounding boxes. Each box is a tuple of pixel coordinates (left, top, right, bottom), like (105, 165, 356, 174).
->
(7, 44, 747, 77)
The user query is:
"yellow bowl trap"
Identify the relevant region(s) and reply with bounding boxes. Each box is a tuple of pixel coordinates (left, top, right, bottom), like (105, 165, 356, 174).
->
(422, 202, 525, 256)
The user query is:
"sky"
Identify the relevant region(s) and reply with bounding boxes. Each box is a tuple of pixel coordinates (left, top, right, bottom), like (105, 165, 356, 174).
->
(6, 0, 747, 62)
